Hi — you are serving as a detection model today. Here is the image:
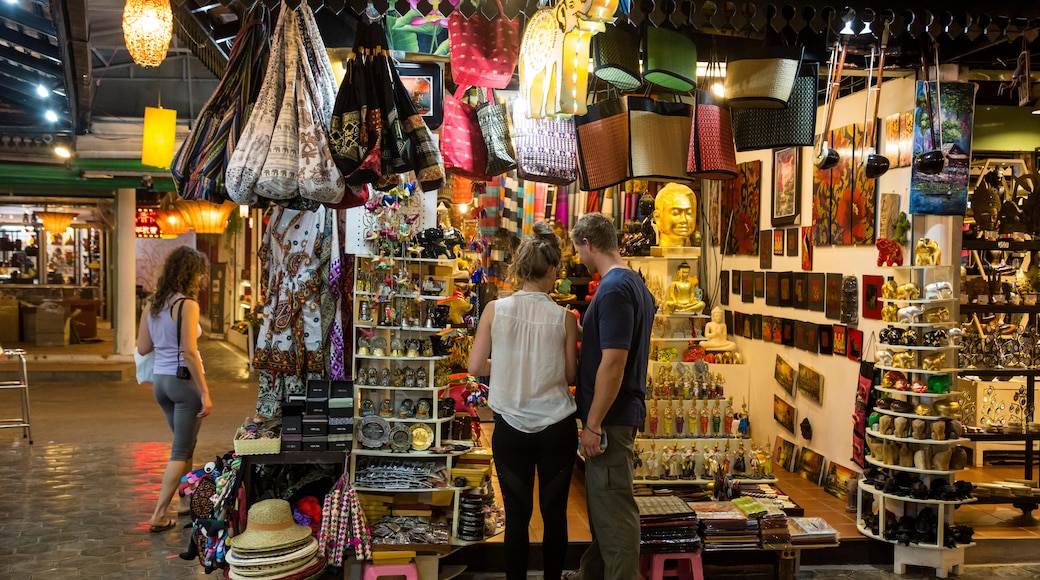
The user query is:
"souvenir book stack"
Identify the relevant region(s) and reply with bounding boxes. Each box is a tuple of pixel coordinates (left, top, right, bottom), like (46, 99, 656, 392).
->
(754, 498, 791, 548)
(691, 501, 758, 551)
(788, 517, 839, 545)
(740, 483, 804, 516)
(635, 495, 702, 554)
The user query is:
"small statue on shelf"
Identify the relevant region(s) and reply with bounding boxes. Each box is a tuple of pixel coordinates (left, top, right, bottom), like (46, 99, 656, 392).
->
(653, 183, 697, 247)
(674, 401, 684, 436)
(711, 404, 722, 435)
(736, 399, 750, 438)
(585, 273, 600, 302)
(724, 397, 735, 435)
(622, 193, 657, 256)
(699, 404, 710, 436)
(633, 443, 646, 478)
(733, 441, 747, 475)
(646, 443, 661, 478)
(648, 404, 659, 438)
(687, 404, 699, 437)
(662, 261, 706, 314)
(702, 306, 736, 352)
(549, 268, 577, 303)
(662, 404, 674, 437)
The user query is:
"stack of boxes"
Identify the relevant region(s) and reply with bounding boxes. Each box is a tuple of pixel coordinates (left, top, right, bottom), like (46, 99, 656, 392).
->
(281, 379, 353, 452)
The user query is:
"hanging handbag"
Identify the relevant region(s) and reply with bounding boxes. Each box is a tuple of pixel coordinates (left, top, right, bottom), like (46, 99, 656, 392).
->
(448, 0, 520, 89)
(688, 50, 737, 179)
(296, 53, 346, 204)
(476, 87, 517, 177)
(627, 95, 693, 182)
(731, 62, 818, 152)
(255, 10, 302, 200)
(297, 0, 337, 126)
(512, 98, 577, 186)
(225, 5, 289, 204)
(329, 21, 383, 186)
(388, 62, 444, 192)
(574, 91, 629, 191)
(725, 44, 804, 109)
(643, 26, 697, 92)
(442, 85, 491, 180)
(593, 22, 642, 91)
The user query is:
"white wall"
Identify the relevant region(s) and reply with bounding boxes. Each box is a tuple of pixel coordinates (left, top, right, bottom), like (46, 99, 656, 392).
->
(700, 75, 937, 471)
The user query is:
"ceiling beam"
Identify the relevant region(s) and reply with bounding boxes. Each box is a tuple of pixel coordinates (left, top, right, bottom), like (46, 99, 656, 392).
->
(0, 42, 63, 78)
(51, 0, 90, 134)
(0, 3, 57, 37)
(0, 26, 61, 64)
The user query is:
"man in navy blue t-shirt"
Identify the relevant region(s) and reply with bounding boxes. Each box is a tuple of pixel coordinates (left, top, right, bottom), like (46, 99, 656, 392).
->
(567, 213, 655, 580)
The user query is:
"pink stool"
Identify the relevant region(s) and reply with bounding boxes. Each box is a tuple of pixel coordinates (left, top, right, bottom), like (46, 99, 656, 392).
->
(362, 561, 419, 580)
(647, 552, 705, 580)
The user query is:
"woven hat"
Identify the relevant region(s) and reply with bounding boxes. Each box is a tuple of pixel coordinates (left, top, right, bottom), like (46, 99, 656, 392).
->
(224, 556, 327, 580)
(227, 537, 318, 568)
(227, 499, 314, 551)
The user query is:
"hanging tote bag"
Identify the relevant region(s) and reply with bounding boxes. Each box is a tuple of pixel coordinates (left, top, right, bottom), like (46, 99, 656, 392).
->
(731, 62, 818, 152)
(643, 26, 697, 92)
(295, 37, 346, 205)
(573, 94, 629, 190)
(518, 7, 565, 119)
(476, 88, 517, 177)
(297, 0, 337, 126)
(687, 52, 737, 179)
(593, 22, 642, 91)
(388, 62, 445, 192)
(627, 95, 693, 181)
(512, 98, 577, 185)
(448, 0, 520, 89)
(442, 86, 492, 181)
(225, 4, 289, 205)
(329, 21, 383, 187)
(724, 45, 804, 109)
(255, 10, 302, 201)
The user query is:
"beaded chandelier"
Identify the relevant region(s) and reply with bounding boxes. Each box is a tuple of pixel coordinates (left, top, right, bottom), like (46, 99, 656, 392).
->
(122, 0, 173, 68)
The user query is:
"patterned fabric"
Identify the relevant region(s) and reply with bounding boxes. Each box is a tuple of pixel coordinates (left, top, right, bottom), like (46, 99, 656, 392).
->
(574, 97, 629, 191)
(687, 95, 738, 180)
(448, 1, 520, 89)
(295, 23, 345, 205)
(256, 10, 301, 200)
(442, 86, 491, 180)
(476, 88, 517, 176)
(226, 4, 289, 205)
(297, 0, 336, 127)
(731, 63, 818, 152)
(512, 99, 577, 185)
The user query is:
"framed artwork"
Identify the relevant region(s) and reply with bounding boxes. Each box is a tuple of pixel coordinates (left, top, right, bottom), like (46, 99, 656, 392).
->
(725, 310, 734, 334)
(720, 270, 730, 305)
(765, 272, 780, 306)
(754, 272, 765, 298)
(807, 273, 825, 312)
(801, 226, 813, 270)
(733, 311, 742, 337)
(732, 270, 741, 294)
(775, 354, 795, 395)
(797, 363, 824, 404)
(721, 160, 762, 255)
(909, 82, 975, 216)
(786, 227, 799, 257)
(781, 318, 795, 346)
(773, 436, 797, 472)
(832, 324, 847, 356)
(752, 313, 763, 339)
(818, 324, 833, 355)
(773, 395, 796, 433)
(793, 322, 807, 350)
(772, 147, 801, 226)
(793, 272, 809, 310)
(862, 274, 884, 319)
(847, 328, 864, 361)
(741, 271, 754, 303)
(396, 62, 444, 129)
(823, 462, 859, 501)
(771, 317, 783, 343)
(759, 231, 773, 269)
(825, 273, 842, 320)
(762, 315, 774, 343)
(899, 110, 914, 168)
(773, 229, 785, 255)
(742, 313, 754, 338)
(884, 112, 901, 164)
(804, 322, 819, 353)
(795, 447, 827, 485)
(779, 271, 793, 308)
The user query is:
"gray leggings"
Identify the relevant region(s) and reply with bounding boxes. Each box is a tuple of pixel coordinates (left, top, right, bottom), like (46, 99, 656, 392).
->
(153, 374, 204, 462)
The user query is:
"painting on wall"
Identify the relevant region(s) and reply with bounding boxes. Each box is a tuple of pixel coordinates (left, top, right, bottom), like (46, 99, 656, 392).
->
(772, 147, 801, 226)
(773, 436, 797, 472)
(720, 270, 730, 305)
(862, 274, 884, 319)
(795, 447, 827, 485)
(721, 160, 762, 255)
(773, 229, 785, 255)
(828, 123, 856, 246)
(760, 231, 773, 269)
(832, 324, 847, 356)
(775, 354, 795, 395)
(883, 112, 901, 163)
(898, 111, 914, 167)
(786, 227, 799, 257)
(797, 363, 824, 404)
(765, 272, 780, 306)
(811, 134, 833, 247)
(850, 122, 877, 245)
(909, 81, 977, 215)
(754, 272, 765, 298)
(825, 273, 842, 320)
(773, 395, 796, 433)
(807, 272, 825, 312)
(801, 226, 813, 270)
(822, 462, 859, 501)
(742, 271, 755, 303)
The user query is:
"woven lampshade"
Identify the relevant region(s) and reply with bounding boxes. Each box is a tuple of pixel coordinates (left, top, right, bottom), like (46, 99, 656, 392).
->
(122, 0, 173, 68)
(36, 211, 76, 234)
(177, 200, 236, 235)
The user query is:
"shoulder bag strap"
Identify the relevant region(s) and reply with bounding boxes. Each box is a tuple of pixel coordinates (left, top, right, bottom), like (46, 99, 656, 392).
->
(173, 297, 187, 361)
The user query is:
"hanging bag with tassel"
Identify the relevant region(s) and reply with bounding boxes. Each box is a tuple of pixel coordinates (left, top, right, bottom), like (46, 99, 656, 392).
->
(688, 44, 737, 179)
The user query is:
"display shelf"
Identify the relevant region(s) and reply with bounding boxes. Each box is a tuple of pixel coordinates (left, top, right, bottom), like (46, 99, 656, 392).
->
(651, 337, 707, 343)
(356, 385, 449, 392)
(877, 344, 961, 351)
(881, 320, 959, 329)
(355, 355, 446, 361)
(960, 303, 1039, 314)
(885, 265, 956, 272)
(855, 523, 975, 550)
(962, 238, 1040, 251)
(355, 323, 445, 333)
(959, 368, 1040, 378)
(352, 448, 471, 457)
(879, 297, 957, 305)
(352, 485, 468, 493)
(656, 312, 710, 319)
(865, 428, 968, 445)
(858, 481, 976, 506)
(632, 476, 777, 485)
(876, 365, 952, 375)
(872, 408, 947, 421)
(873, 386, 964, 398)
(864, 455, 960, 475)
(353, 415, 453, 425)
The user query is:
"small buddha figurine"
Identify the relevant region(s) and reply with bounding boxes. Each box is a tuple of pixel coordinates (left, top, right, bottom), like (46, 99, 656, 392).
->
(550, 268, 577, 303)
(702, 306, 737, 352)
(653, 183, 696, 247)
(662, 261, 706, 314)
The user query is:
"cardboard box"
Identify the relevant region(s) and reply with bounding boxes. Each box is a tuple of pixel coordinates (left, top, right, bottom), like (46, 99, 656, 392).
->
(331, 380, 352, 398)
(305, 398, 329, 416)
(282, 415, 302, 435)
(21, 302, 68, 346)
(306, 379, 330, 398)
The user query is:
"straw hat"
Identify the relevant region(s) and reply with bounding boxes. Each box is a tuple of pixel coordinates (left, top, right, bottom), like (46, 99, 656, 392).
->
(223, 556, 327, 580)
(226, 537, 318, 568)
(227, 499, 314, 551)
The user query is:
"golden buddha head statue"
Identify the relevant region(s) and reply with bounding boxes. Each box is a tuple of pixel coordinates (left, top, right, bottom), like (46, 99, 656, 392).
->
(653, 183, 696, 247)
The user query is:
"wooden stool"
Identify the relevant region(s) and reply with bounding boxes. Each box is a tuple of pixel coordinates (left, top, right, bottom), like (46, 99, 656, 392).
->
(646, 552, 705, 580)
(362, 561, 420, 580)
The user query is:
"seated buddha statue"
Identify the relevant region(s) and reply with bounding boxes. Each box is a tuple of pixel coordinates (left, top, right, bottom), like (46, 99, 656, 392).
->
(662, 261, 705, 314)
(550, 267, 577, 303)
(702, 306, 736, 352)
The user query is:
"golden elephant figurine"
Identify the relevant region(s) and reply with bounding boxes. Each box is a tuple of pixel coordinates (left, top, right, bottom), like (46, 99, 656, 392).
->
(892, 351, 917, 368)
(922, 307, 950, 323)
(881, 279, 900, 299)
(915, 238, 942, 266)
(922, 352, 946, 371)
(882, 303, 899, 322)
(895, 282, 921, 300)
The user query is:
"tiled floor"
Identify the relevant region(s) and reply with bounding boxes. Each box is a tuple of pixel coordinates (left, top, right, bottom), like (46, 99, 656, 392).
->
(2, 332, 1040, 578)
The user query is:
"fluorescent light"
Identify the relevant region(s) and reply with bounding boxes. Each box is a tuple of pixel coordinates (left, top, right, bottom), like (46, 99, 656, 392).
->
(44, 110, 58, 122)
(36, 84, 49, 98)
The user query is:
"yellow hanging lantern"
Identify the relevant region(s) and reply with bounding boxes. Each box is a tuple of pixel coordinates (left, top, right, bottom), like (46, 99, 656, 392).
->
(122, 0, 174, 68)
(177, 200, 236, 235)
(36, 211, 76, 234)
(153, 195, 191, 238)
(142, 106, 177, 168)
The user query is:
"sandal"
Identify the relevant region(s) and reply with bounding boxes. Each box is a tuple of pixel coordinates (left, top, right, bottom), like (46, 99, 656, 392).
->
(148, 517, 177, 533)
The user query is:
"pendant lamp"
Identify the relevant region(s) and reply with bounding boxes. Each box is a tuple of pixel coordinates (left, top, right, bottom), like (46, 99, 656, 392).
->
(177, 200, 236, 235)
(123, 0, 174, 68)
(36, 211, 76, 234)
(142, 106, 177, 168)
(153, 194, 191, 238)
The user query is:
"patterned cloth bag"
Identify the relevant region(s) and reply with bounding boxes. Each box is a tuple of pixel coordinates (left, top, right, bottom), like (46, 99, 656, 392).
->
(225, 4, 289, 204)
(574, 94, 629, 190)
(329, 21, 382, 186)
(627, 95, 693, 182)
(512, 98, 576, 185)
(731, 62, 818, 151)
(725, 44, 804, 109)
(687, 52, 737, 179)
(295, 30, 345, 205)
(255, 10, 301, 201)
(476, 88, 517, 177)
(442, 86, 491, 180)
(448, 0, 520, 89)
(388, 63, 444, 192)
(593, 22, 641, 91)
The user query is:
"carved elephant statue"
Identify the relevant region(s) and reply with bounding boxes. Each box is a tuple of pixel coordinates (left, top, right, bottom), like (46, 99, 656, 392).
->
(931, 421, 946, 441)
(899, 444, 914, 467)
(922, 307, 950, 323)
(915, 238, 942, 266)
(922, 352, 947, 371)
(924, 281, 953, 300)
(950, 447, 968, 470)
(894, 416, 910, 438)
(932, 448, 953, 470)
(898, 305, 924, 323)
(876, 238, 904, 266)
(912, 419, 928, 440)
(883, 440, 899, 465)
(896, 282, 921, 300)
(892, 351, 917, 369)
(879, 415, 894, 435)
(882, 303, 900, 322)
(914, 447, 932, 470)
(875, 350, 894, 366)
(881, 278, 900, 299)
